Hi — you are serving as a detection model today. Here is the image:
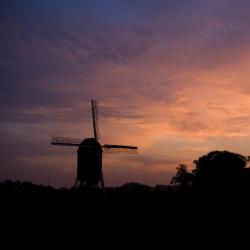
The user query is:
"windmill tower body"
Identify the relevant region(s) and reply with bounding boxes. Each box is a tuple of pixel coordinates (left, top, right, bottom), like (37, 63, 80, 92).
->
(51, 100, 138, 190)
(77, 138, 102, 187)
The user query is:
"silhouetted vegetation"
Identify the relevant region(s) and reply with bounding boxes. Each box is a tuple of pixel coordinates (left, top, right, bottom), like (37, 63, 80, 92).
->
(171, 164, 193, 192)
(192, 151, 250, 198)
(2, 151, 250, 212)
(169, 151, 250, 197)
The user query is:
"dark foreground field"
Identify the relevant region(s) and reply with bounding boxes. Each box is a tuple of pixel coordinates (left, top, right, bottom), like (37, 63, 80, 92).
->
(1, 180, 250, 246)
(2, 180, 250, 217)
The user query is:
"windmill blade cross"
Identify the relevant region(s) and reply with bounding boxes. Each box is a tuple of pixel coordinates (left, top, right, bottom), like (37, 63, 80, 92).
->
(102, 144, 138, 154)
(91, 99, 100, 142)
(51, 136, 81, 146)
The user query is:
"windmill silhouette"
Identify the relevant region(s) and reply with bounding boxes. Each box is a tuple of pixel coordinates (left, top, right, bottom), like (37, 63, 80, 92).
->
(51, 100, 138, 191)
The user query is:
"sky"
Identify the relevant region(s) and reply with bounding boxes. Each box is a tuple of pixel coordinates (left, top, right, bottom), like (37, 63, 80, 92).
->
(2, 0, 250, 187)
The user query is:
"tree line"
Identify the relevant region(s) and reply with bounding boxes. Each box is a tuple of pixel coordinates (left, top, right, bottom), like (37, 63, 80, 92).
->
(171, 150, 250, 198)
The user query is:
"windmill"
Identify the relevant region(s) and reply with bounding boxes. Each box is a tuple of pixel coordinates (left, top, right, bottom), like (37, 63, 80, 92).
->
(51, 100, 138, 192)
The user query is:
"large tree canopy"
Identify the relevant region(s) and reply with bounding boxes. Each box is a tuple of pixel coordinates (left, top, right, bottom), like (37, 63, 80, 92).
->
(192, 151, 250, 195)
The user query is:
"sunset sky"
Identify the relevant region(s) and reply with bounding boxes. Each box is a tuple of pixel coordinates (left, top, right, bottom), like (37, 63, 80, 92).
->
(2, 0, 250, 187)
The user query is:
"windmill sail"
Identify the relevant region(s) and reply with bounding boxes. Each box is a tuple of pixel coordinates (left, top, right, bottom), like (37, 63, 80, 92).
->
(102, 144, 138, 154)
(91, 99, 100, 142)
(51, 136, 81, 146)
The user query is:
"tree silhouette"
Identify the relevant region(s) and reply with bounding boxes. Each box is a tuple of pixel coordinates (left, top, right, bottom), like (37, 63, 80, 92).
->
(171, 164, 193, 191)
(192, 150, 250, 197)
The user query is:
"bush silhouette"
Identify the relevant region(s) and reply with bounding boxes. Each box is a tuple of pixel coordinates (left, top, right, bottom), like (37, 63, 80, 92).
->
(192, 150, 250, 197)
